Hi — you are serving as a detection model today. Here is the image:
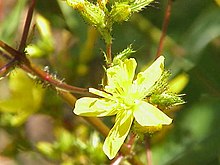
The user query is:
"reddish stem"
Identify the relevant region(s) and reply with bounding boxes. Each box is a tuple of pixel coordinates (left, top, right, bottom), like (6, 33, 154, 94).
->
(19, 0, 35, 53)
(111, 155, 123, 165)
(127, 133, 136, 150)
(23, 63, 90, 95)
(145, 136, 152, 165)
(0, 40, 90, 95)
(155, 0, 173, 59)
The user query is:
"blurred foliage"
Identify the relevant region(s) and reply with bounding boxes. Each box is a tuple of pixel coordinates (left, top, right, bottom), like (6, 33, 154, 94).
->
(0, 69, 44, 126)
(0, 0, 220, 164)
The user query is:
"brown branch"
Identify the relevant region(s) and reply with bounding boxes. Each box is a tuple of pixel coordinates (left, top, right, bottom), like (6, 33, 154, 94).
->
(0, 58, 16, 79)
(0, 40, 90, 95)
(106, 43, 112, 65)
(111, 133, 137, 165)
(18, 0, 35, 53)
(23, 64, 90, 95)
(127, 133, 136, 150)
(145, 135, 153, 165)
(155, 0, 173, 59)
(111, 155, 123, 165)
(0, 40, 21, 58)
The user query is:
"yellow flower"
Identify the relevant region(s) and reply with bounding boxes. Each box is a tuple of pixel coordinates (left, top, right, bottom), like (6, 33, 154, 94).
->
(74, 56, 172, 159)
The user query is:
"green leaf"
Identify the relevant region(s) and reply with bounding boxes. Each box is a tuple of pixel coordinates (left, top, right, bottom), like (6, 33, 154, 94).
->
(0, 0, 27, 43)
(0, 69, 44, 125)
(184, 7, 220, 61)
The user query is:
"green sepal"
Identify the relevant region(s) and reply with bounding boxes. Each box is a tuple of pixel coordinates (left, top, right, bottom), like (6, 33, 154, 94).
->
(130, 0, 155, 13)
(147, 70, 170, 96)
(66, 0, 106, 28)
(150, 92, 185, 107)
(112, 45, 135, 65)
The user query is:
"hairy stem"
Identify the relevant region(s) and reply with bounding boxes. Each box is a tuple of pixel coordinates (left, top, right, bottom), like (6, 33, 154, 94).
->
(0, 40, 90, 95)
(106, 43, 112, 65)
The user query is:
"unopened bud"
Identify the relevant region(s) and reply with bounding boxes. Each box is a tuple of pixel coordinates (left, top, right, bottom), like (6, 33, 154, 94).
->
(110, 3, 131, 22)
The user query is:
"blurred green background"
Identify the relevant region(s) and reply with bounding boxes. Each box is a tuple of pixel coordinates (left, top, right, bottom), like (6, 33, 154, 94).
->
(0, 0, 220, 164)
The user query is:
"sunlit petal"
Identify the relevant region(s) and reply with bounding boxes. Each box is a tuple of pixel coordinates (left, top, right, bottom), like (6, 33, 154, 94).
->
(103, 110, 133, 159)
(133, 101, 172, 126)
(74, 97, 117, 117)
(105, 58, 137, 95)
(134, 56, 164, 96)
(89, 88, 115, 100)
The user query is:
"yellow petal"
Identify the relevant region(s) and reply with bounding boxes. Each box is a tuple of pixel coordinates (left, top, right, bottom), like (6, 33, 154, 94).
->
(103, 111, 133, 159)
(105, 58, 137, 95)
(168, 73, 189, 93)
(89, 88, 115, 100)
(133, 101, 172, 126)
(134, 56, 164, 97)
(74, 97, 117, 117)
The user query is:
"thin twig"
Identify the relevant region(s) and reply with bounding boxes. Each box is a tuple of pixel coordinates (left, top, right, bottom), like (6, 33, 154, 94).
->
(24, 64, 90, 95)
(106, 43, 112, 65)
(111, 155, 123, 165)
(145, 135, 152, 165)
(155, 0, 173, 59)
(0, 40, 22, 58)
(18, 0, 35, 53)
(0, 50, 13, 60)
(0, 58, 16, 79)
(111, 133, 136, 165)
(0, 40, 90, 95)
(127, 133, 136, 150)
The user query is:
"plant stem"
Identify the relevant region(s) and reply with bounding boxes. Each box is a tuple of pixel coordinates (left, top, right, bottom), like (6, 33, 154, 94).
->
(155, 0, 173, 59)
(24, 63, 91, 95)
(19, 0, 35, 53)
(0, 40, 90, 95)
(0, 56, 16, 78)
(111, 155, 123, 165)
(106, 43, 112, 65)
(145, 135, 152, 165)
(127, 133, 136, 150)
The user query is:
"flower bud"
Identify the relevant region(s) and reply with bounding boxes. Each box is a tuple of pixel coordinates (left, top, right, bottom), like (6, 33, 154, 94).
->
(110, 3, 132, 22)
(83, 2, 106, 28)
(150, 93, 185, 107)
(66, 0, 106, 28)
(66, 0, 85, 10)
